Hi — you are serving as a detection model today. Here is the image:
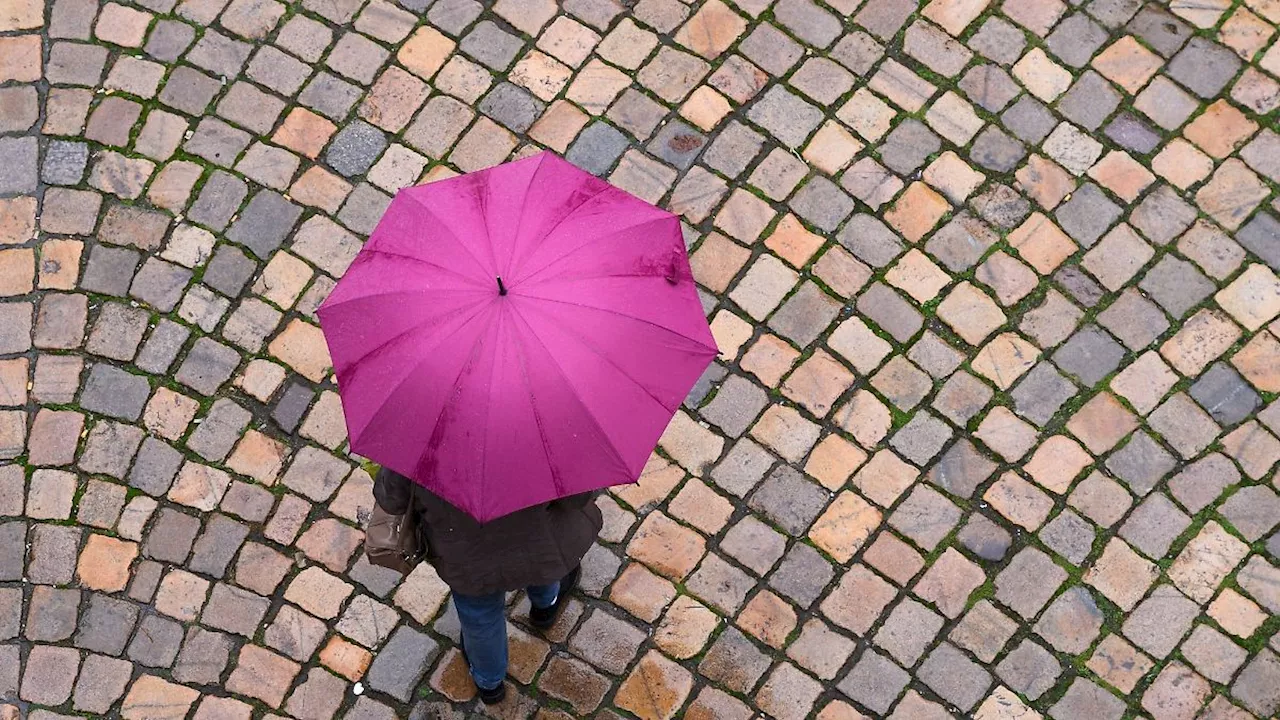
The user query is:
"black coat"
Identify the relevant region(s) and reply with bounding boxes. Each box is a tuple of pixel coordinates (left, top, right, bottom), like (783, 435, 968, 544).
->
(372, 468, 602, 597)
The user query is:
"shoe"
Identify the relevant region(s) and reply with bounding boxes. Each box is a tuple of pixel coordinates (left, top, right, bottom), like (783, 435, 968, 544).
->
(530, 566, 580, 631)
(457, 639, 507, 705)
(476, 683, 506, 705)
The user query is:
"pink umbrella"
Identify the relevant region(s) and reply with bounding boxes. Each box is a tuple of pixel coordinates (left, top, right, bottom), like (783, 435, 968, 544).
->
(317, 151, 719, 522)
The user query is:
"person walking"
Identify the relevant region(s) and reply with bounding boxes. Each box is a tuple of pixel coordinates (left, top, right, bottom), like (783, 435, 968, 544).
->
(321, 153, 715, 705)
(372, 466, 601, 704)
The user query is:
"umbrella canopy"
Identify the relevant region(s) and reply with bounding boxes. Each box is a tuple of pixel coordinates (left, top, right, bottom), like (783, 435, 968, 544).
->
(318, 151, 718, 522)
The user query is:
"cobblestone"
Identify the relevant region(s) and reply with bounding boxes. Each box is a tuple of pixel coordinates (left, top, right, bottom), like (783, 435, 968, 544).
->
(5, 1, 1280, 717)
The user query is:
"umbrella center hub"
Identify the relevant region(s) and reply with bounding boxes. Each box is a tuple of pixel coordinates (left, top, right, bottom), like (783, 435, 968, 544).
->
(496, 276, 508, 296)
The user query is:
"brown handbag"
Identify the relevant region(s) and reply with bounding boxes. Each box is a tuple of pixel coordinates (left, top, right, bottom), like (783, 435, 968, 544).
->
(364, 504, 426, 574)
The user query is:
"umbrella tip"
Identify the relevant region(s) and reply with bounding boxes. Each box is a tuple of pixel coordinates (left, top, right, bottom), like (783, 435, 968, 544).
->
(497, 276, 508, 296)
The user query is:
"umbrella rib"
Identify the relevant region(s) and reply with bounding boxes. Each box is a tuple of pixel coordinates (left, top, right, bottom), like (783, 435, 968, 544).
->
(346, 305, 490, 449)
(515, 294, 720, 354)
(406, 309, 495, 513)
(478, 173, 498, 281)
(332, 299, 492, 372)
(511, 216, 677, 289)
(507, 183, 613, 281)
(521, 269, 691, 284)
(403, 191, 494, 278)
(507, 313, 565, 499)
(474, 309, 503, 520)
(508, 303, 633, 482)
(527, 303, 680, 414)
(319, 287, 489, 313)
(500, 153, 546, 279)
(357, 248, 491, 286)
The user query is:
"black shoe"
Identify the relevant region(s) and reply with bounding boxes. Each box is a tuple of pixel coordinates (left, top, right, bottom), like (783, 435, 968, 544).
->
(457, 639, 507, 705)
(476, 683, 506, 705)
(530, 566, 580, 631)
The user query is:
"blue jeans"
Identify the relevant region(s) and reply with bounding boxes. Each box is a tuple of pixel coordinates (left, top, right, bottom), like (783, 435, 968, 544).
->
(453, 582, 559, 690)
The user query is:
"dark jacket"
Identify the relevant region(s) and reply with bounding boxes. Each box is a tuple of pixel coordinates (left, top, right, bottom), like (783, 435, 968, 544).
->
(372, 468, 602, 597)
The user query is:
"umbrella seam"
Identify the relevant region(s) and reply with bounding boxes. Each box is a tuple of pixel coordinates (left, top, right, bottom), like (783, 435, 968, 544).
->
(507, 302, 634, 485)
(507, 308, 566, 500)
(519, 301, 684, 416)
(511, 215, 679, 290)
(477, 170, 498, 284)
(507, 183, 613, 282)
(475, 307, 503, 522)
(512, 292, 720, 354)
(349, 248, 492, 287)
(327, 299, 492, 378)
(344, 302, 494, 447)
(500, 152, 546, 279)
(412, 304, 498, 517)
(402, 190, 495, 278)
(318, 287, 491, 316)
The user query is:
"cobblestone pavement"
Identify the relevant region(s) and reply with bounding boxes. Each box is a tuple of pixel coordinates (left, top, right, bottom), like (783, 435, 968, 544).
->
(3, 0, 1280, 718)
